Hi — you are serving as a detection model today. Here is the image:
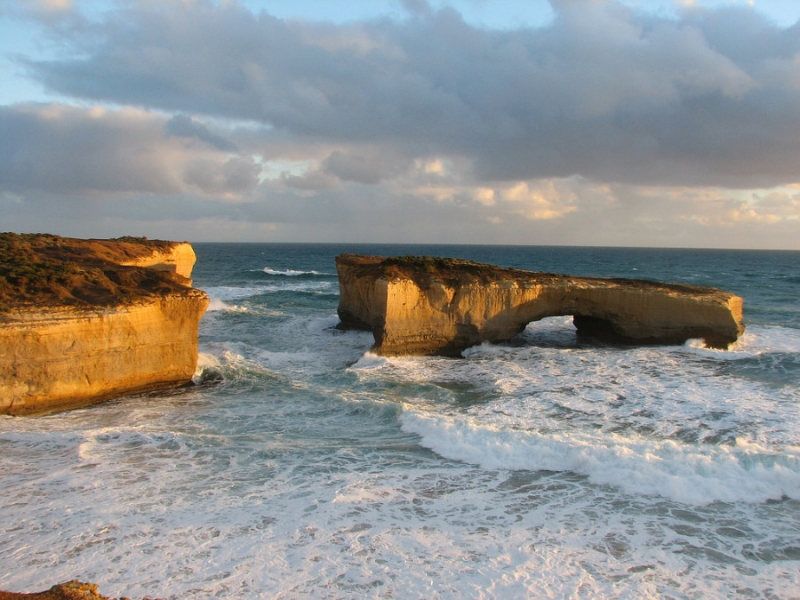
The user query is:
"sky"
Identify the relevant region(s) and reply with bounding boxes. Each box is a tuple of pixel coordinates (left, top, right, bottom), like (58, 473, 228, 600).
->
(1, 0, 800, 248)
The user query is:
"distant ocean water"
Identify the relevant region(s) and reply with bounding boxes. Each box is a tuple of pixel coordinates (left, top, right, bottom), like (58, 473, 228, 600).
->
(1, 244, 799, 599)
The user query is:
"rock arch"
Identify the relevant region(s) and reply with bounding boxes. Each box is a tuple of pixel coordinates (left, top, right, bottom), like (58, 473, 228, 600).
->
(336, 254, 744, 356)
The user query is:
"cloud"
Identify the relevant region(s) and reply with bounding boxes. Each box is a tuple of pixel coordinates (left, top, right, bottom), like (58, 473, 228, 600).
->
(3, 0, 800, 247)
(280, 168, 340, 191)
(17, 1, 800, 190)
(164, 114, 237, 151)
(20, 0, 72, 11)
(500, 180, 579, 220)
(322, 149, 414, 184)
(0, 103, 260, 197)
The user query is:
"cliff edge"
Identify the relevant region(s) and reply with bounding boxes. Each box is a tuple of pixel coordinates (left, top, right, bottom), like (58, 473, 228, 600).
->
(336, 254, 745, 356)
(0, 233, 209, 416)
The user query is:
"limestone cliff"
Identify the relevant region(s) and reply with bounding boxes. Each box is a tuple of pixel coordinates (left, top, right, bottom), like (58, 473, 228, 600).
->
(336, 254, 745, 356)
(117, 240, 197, 280)
(0, 234, 209, 416)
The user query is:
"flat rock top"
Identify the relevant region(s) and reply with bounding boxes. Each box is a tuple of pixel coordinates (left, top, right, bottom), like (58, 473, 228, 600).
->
(336, 254, 733, 298)
(0, 233, 197, 313)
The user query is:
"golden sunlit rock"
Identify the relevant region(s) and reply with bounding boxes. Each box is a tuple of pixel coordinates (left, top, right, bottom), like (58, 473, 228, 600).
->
(0, 234, 209, 416)
(336, 254, 744, 356)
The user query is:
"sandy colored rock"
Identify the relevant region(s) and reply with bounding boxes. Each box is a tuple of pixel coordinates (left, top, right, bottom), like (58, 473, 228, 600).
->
(0, 579, 157, 600)
(116, 241, 197, 280)
(0, 234, 209, 416)
(336, 254, 745, 356)
(0, 580, 112, 600)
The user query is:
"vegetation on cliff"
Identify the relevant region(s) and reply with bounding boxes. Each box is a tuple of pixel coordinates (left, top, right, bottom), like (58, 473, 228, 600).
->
(0, 233, 193, 311)
(337, 253, 724, 296)
(338, 253, 537, 288)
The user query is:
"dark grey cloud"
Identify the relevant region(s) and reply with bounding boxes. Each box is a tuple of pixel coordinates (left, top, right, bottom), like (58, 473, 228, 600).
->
(280, 168, 339, 191)
(322, 149, 414, 184)
(165, 114, 237, 151)
(17, 1, 800, 189)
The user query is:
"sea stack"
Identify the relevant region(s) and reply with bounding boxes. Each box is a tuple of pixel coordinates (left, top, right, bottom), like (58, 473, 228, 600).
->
(0, 234, 209, 416)
(336, 254, 745, 356)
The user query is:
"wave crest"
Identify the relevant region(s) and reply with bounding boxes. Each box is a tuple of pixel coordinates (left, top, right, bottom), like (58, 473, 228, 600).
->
(399, 409, 800, 505)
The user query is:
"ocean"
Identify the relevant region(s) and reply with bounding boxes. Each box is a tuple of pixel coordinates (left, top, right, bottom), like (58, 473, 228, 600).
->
(1, 244, 799, 599)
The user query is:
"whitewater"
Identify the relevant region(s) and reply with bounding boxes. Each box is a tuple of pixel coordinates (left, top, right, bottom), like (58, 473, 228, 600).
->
(1, 244, 798, 598)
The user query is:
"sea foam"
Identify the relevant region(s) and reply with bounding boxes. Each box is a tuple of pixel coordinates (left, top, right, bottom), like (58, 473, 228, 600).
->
(399, 409, 800, 505)
(262, 267, 324, 276)
(4, 246, 799, 599)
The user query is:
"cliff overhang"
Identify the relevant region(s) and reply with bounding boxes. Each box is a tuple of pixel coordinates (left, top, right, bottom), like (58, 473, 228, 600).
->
(336, 254, 745, 357)
(1, 233, 209, 416)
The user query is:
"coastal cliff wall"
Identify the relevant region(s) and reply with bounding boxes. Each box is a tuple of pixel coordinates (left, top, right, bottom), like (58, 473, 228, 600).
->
(1, 294, 207, 415)
(0, 234, 209, 416)
(336, 255, 744, 356)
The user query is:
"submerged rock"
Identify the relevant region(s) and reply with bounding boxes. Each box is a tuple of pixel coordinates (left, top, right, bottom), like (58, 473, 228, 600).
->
(336, 254, 744, 356)
(0, 233, 209, 415)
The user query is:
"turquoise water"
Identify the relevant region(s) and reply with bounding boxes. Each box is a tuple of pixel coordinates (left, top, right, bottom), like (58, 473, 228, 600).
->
(1, 244, 799, 598)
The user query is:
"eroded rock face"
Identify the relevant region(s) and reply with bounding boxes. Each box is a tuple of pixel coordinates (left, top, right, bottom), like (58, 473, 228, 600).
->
(0, 234, 209, 416)
(336, 254, 745, 356)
